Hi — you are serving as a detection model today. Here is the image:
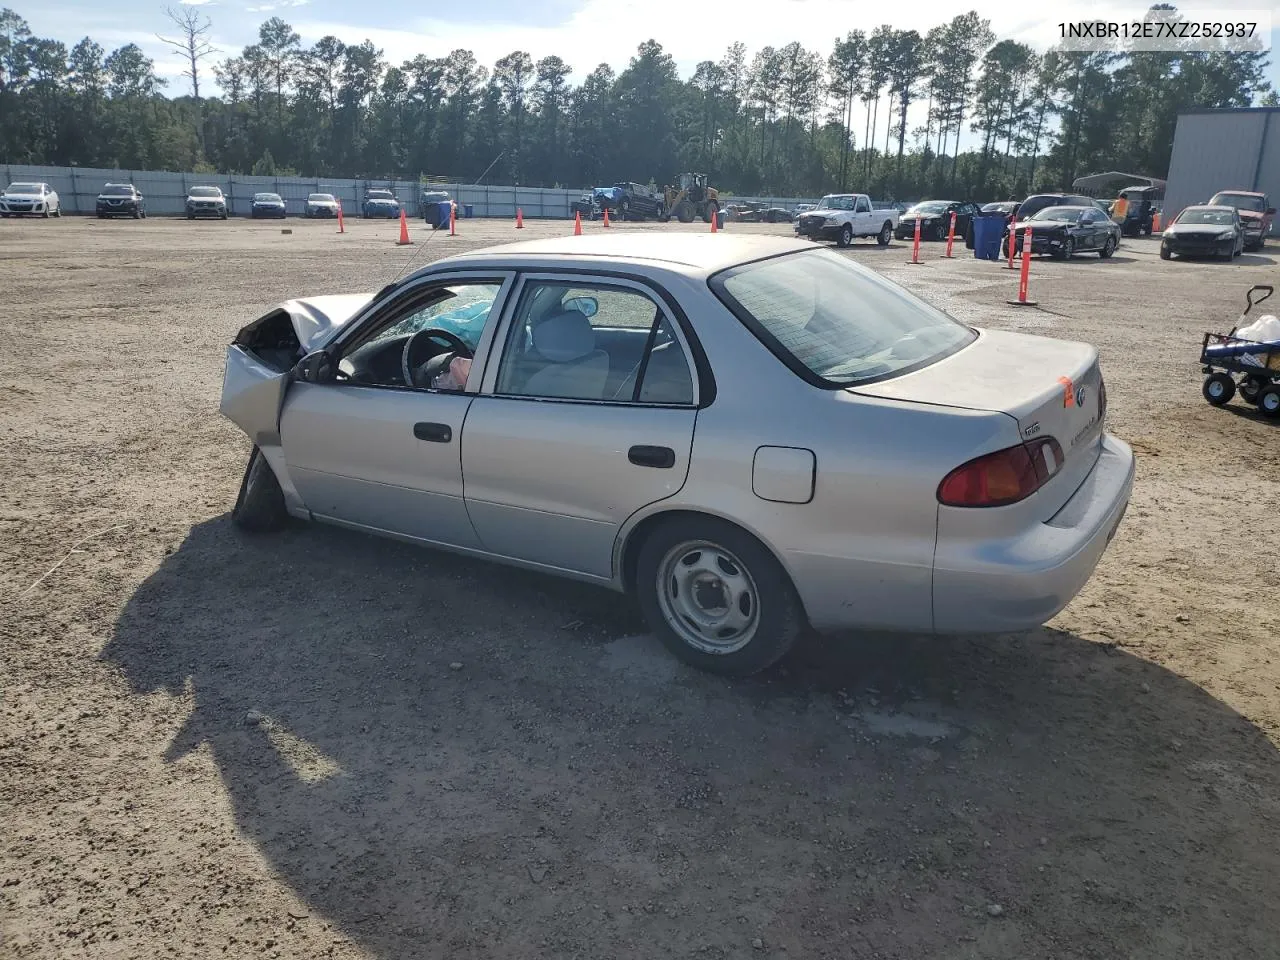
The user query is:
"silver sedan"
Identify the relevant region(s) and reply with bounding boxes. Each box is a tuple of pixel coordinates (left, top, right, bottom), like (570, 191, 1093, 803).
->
(220, 234, 1134, 675)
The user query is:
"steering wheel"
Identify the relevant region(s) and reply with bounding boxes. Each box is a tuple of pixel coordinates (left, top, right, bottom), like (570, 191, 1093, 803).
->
(401, 328, 474, 388)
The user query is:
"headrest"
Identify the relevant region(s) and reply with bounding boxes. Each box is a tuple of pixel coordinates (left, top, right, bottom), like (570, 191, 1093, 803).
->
(532, 310, 594, 362)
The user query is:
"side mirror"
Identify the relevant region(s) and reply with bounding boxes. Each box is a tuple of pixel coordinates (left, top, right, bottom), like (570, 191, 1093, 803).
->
(564, 296, 599, 318)
(1268, 207, 1276, 216)
(294, 349, 336, 383)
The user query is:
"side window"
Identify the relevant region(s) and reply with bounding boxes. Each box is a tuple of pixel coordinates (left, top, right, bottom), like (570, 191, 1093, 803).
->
(337, 281, 503, 389)
(855, 197, 871, 213)
(495, 280, 694, 404)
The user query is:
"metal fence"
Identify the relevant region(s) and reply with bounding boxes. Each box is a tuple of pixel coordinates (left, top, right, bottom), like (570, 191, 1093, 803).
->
(1, 163, 820, 219)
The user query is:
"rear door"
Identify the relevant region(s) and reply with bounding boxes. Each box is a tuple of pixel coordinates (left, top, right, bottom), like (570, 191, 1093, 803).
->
(460, 272, 700, 579)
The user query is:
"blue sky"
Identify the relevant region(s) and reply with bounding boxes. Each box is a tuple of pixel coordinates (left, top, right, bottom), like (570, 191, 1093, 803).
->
(18, 0, 1280, 154)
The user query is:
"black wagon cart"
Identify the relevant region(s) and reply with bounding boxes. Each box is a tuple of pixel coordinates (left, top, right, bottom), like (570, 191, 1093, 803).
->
(1200, 284, 1280, 418)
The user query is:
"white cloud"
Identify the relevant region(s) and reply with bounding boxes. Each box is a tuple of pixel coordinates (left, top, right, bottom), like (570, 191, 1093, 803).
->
(179, 0, 217, 5)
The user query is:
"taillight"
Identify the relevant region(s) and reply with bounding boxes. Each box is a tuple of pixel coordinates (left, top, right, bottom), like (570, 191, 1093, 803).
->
(937, 437, 1065, 508)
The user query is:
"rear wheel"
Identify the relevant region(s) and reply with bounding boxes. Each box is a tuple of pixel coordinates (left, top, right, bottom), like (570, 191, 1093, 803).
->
(232, 446, 290, 532)
(1203, 372, 1236, 406)
(877, 222, 892, 246)
(1259, 385, 1280, 419)
(635, 515, 805, 676)
(1240, 376, 1266, 405)
(934, 220, 947, 241)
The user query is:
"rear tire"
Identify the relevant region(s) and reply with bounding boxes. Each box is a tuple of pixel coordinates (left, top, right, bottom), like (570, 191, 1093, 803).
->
(1203, 372, 1236, 406)
(1259, 385, 1280, 419)
(1240, 376, 1265, 405)
(877, 221, 892, 246)
(634, 515, 805, 677)
(232, 446, 290, 532)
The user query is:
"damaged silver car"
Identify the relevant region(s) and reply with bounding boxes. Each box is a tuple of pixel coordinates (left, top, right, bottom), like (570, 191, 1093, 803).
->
(220, 234, 1134, 676)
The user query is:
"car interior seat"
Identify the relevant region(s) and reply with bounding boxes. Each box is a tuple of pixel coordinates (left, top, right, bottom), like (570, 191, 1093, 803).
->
(519, 310, 610, 400)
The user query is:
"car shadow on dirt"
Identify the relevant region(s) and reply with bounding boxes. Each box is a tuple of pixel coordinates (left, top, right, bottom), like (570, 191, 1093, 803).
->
(101, 516, 1280, 959)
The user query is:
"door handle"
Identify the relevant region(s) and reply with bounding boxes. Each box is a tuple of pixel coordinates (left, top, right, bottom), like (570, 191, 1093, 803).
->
(413, 422, 452, 443)
(628, 445, 675, 468)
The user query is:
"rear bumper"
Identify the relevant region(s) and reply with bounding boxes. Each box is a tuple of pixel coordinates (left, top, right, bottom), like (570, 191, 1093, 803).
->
(932, 433, 1135, 633)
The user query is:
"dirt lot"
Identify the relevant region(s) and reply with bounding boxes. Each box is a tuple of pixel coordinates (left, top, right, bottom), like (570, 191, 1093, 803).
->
(3, 214, 1280, 960)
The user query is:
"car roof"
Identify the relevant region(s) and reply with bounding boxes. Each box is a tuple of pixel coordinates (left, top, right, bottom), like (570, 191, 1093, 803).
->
(432, 232, 814, 275)
(1212, 189, 1264, 196)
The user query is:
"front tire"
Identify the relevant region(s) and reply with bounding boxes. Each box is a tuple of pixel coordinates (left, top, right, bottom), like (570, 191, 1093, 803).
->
(232, 446, 290, 532)
(1203, 372, 1236, 406)
(1160, 245, 1172, 260)
(1053, 237, 1074, 260)
(634, 516, 805, 677)
(1099, 236, 1116, 258)
(837, 223, 853, 248)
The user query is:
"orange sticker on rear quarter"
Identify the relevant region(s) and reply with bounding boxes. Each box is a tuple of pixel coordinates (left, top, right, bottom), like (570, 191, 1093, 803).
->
(1058, 376, 1075, 407)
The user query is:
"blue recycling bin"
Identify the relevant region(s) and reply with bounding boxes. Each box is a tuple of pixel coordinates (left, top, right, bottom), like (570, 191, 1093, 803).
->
(433, 200, 451, 229)
(464, 203, 474, 218)
(971, 212, 1005, 261)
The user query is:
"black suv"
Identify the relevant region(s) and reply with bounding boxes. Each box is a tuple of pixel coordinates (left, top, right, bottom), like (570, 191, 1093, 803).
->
(96, 183, 146, 219)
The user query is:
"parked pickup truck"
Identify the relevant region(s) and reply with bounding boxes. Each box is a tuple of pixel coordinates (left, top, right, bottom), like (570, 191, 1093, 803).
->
(794, 193, 898, 247)
(1207, 190, 1275, 250)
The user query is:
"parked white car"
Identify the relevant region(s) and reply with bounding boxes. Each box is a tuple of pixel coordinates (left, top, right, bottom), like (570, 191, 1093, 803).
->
(794, 193, 898, 247)
(0, 181, 61, 218)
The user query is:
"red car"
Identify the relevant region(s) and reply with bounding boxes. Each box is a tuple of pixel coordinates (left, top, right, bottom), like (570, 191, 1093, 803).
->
(1208, 190, 1275, 251)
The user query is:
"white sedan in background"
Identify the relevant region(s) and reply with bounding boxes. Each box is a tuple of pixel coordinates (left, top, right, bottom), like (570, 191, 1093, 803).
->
(0, 181, 61, 218)
(220, 234, 1134, 676)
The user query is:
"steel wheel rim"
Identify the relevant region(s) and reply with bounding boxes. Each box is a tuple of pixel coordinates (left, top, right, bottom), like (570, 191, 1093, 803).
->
(1264, 392, 1280, 413)
(1208, 379, 1226, 399)
(656, 540, 761, 655)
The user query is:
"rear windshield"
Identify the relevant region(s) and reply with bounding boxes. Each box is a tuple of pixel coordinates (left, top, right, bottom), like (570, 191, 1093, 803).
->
(102, 185, 135, 196)
(189, 186, 222, 198)
(309, 193, 335, 202)
(1017, 196, 1067, 219)
(1030, 206, 1083, 222)
(710, 249, 975, 387)
(1177, 208, 1235, 225)
(1211, 192, 1265, 212)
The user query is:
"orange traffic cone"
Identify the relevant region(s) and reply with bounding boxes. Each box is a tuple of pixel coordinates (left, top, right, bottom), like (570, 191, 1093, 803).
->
(450, 202, 456, 236)
(603, 206, 611, 228)
(516, 208, 524, 229)
(396, 209, 411, 245)
(710, 209, 718, 233)
(574, 211, 582, 236)
(337, 205, 345, 234)
(1152, 210, 1162, 231)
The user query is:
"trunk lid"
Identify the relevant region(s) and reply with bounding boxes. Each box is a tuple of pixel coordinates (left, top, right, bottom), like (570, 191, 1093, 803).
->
(850, 329, 1106, 505)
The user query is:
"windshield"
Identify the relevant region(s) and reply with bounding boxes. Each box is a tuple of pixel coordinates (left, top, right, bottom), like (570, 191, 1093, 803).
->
(309, 193, 335, 202)
(1211, 192, 1265, 212)
(1030, 207, 1083, 222)
(6, 183, 41, 193)
(102, 185, 134, 196)
(1177, 208, 1236, 225)
(367, 191, 394, 200)
(711, 249, 975, 387)
(814, 195, 854, 211)
(908, 201, 950, 215)
(253, 193, 282, 202)
(189, 186, 222, 198)
(1017, 196, 1070, 220)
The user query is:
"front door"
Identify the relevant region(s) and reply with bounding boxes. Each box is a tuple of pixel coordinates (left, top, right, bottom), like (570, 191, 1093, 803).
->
(280, 274, 513, 548)
(460, 274, 700, 579)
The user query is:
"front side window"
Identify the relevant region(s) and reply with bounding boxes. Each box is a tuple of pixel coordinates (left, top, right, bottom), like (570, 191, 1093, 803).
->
(855, 197, 871, 213)
(711, 249, 975, 387)
(496, 280, 694, 404)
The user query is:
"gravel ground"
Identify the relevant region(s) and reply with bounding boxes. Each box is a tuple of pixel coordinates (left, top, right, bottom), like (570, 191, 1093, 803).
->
(3, 215, 1280, 960)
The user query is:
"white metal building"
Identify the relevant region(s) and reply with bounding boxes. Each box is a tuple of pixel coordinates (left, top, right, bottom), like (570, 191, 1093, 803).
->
(1165, 107, 1280, 235)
